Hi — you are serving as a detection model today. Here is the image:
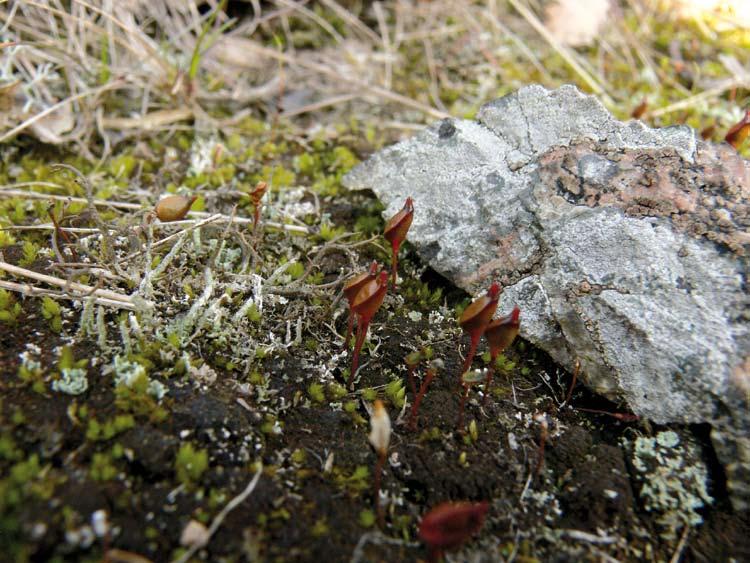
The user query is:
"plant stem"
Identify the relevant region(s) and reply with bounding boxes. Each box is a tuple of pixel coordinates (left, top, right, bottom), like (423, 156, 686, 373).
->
(390, 241, 399, 288)
(343, 312, 356, 349)
(348, 319, 369, 389)
(409, 369, 435, 431)
(457, 384, 469, 435)
(461, 333, 481, 374)
(482, 361, 495, 407)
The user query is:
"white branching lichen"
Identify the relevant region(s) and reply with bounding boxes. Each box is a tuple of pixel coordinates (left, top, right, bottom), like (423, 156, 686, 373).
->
(628, 431, 713, 539)
(52, 368, 88, 395)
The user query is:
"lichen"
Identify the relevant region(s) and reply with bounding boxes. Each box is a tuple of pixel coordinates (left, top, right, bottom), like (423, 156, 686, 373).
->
(627, 431, 713, 539)
(51, 368, 88, 396)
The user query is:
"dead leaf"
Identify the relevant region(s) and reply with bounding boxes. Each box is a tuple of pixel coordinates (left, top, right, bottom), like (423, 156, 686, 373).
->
(27, 104, 75, 144)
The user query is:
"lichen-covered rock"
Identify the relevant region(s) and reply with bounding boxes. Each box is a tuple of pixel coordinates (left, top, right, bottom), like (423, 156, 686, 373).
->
(343, 85, 750, 510)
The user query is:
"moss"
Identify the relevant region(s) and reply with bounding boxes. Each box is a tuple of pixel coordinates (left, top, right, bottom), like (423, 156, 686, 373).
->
(325, 382, 347, 401)
(175, 442, 209, 486)
(18, 240, 40, 267)
(308, 382, 325, 404)
(90, 451, 119, 481)
(40, 296, 62, 333)
(334, 465, 370, 496)
(85, 414, 135, 442)
(0, 289, 22, 325)
(114, 373, 168, 423)
(310, 517, 329, 537)
(384, 378, 406, 410)
(361, 388, 377, 402)
(358, 509, 376, 528)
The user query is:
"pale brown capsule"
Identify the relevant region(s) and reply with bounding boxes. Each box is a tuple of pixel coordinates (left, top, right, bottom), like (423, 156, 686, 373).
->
(155, 195, 197, 222)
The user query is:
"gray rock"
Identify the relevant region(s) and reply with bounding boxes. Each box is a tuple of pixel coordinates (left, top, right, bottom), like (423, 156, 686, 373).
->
(343, 85, 750, 510)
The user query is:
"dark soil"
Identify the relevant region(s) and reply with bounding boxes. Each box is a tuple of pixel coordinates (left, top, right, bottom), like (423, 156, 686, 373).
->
(2, 235, 748, 562)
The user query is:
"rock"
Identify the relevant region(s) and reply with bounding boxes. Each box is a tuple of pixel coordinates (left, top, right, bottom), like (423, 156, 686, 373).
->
(343, 85, 750, 510)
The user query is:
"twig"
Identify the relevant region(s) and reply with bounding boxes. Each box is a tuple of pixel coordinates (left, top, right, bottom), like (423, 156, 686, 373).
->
(0, 260, 135, 306)
(669, 524, 690, 563)
(0, 190, 311, 234)
(0, 278, 136, 310)
(172, 464, 263, 563)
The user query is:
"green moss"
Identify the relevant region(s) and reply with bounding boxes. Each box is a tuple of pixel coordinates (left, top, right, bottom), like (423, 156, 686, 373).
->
(114, 372, 168, 422)
(308, 382, 325, 404)
(108, 154, 137, 178)
(19, 240, 39, 267)
(0, 434, 22, 462)
(0, 289, 21, 325)
(361, 388, 377, 402)
(290, 449, 307, 465)
(287, 261, 305, 280)
(86, 414, 135, 442)
(40, 297, 62, 333)
(175, 442, 209, 486)
(90, 451, 119, 481)
(327, 382, 347, 401)
(334, 465, 370, 496)
(385, 378, 406, 409)
(358, 509, 376, 528)
(310, 517, 329, 537)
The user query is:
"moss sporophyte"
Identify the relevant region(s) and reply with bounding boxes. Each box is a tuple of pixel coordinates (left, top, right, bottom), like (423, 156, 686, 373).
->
(383, 197, 414, 288)
(419, 501, 489, 563)
(725, 108, 750, 150)
(458, 282, 501, 375)
(348, 270, 389, 389)
(342, 261, 380, 349)
(155, 195, 197, 222)
(483, 305, 520, 403)
(368, 400, 391, 529)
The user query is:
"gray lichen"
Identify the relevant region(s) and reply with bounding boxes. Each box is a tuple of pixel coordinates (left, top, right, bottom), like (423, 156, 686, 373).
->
(627, 431, 713, 540)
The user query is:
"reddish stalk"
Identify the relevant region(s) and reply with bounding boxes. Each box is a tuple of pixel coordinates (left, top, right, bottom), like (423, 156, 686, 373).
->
(458, 283, 501, 375)
(575, 407, 640, 422)
(404, 349, 423, 397)
(341, 261, 379, 348)
(383, 197, 414, 288)
(456, 369, 483, 435)
(564, 358, 581, 407)
(408, 359, 443, 431)
(348, 271, 389, 389)
(457, 384, 469, 436)
(48, 206, 78, 263)
(482, 305, 520, 405)
(249, 181, 268, 232)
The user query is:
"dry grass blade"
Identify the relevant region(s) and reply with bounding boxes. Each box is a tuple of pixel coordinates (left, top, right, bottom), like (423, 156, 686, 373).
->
(99, 108, 194, 131)
(0, 80, 125, 144)
(244, 43, 450, 120)
(508, 0, 612, 105)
